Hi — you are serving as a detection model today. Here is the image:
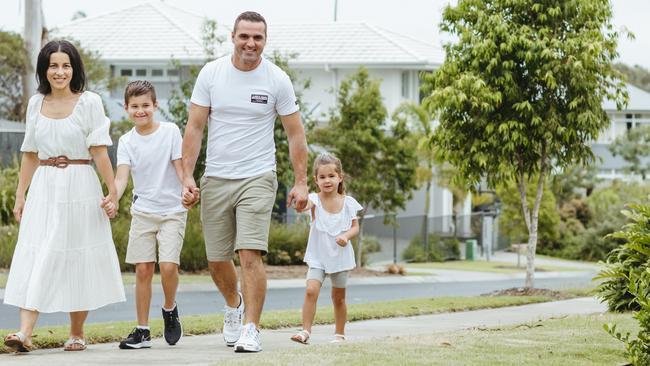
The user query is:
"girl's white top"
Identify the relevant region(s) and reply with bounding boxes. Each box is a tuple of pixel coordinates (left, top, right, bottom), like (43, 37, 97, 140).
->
(303, 192, 363, 274)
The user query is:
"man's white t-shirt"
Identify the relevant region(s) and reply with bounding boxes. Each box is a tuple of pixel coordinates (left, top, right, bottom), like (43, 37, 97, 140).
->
(116, 122, 186, 215)
(190, 55, 299, 179)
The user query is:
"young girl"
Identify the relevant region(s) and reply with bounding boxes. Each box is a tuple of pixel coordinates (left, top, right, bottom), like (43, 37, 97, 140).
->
(291, 153, 362, 344)
(2, 40, 125, 353)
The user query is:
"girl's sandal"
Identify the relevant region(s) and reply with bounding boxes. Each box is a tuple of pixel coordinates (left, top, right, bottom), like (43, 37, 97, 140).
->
(63, 337, 86, 351)
(4, 332, 33, 353)
(290, 329, 310, 344)
(330, 334, 346, 343)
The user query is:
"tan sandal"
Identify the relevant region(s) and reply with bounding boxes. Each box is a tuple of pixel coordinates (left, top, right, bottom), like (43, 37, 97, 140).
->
(4, 332, 33, 353)
(64, 337, 86, 351)
(290, 329, 310, 344)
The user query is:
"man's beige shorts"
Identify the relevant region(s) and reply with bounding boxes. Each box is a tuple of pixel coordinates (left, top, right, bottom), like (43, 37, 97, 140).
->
(125, 209, 187, 265)
(200, 170, 277, 261)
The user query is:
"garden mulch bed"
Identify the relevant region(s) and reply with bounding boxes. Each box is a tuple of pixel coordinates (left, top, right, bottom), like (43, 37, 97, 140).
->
(481, 287, 570, 299)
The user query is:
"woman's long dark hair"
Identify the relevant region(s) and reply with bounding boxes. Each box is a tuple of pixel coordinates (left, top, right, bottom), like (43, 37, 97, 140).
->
(36, 40, 86, 95)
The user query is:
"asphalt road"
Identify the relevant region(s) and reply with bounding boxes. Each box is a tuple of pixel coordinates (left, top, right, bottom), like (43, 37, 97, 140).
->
(0, 274, 594, 329)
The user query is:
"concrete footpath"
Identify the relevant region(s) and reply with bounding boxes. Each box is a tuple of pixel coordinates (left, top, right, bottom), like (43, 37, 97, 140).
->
(0, 297, 607, 366)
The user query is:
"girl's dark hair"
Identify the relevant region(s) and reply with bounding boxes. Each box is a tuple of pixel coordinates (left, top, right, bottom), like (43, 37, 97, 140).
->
(312, 153, 346, 194)
(36, 40, 86, 95)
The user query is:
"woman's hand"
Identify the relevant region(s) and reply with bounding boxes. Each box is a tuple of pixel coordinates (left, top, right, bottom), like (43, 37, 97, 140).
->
(13, 195, 25, 223)
(101, 193, 119, 219)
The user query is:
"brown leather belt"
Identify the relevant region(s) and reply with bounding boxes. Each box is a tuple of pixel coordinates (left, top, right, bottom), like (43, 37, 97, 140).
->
(39, 155, 91, 168)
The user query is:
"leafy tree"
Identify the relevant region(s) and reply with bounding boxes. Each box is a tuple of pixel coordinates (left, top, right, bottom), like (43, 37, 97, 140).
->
(422, 0, 628, 287)
(392, 102, 435, 249)
(0, 31, 29, 121)
(550, 163, 600, 204)
(392, 102, 468, 254)
(615, 63, 650, 92)
(313, 67, 418, 265)
(497, 177, 561, 253)
(609, 124, 650, 179)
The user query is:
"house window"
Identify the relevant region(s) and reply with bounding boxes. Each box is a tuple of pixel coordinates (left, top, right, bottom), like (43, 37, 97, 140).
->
(152, 69, 163, 77)
(401, 71, 410, 98)
(167, 68, 179, 77)
(135, 69, 146, 77)
(120, 69, 133, 77)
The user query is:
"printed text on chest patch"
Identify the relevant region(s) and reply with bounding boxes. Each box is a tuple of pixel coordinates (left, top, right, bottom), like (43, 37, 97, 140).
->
(250, 94, 269, 104)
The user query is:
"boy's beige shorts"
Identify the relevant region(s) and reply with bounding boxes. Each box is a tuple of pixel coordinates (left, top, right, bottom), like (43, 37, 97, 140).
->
(126, 209, 187, 264)
(200, 170, 277, 261)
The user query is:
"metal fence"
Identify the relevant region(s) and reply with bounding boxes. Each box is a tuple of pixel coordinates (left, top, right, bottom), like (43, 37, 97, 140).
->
(0, 132, 23, 166)
(360, 212, 509, 261)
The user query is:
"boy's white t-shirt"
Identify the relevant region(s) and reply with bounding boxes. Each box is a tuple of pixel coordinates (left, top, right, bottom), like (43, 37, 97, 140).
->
(116, 122, 186, 215)
(190, 55, 299, 179)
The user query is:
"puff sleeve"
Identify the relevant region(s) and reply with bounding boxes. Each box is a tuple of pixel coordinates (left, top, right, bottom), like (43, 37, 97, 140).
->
(20, 94, 42, 153)
(84, 92, 113, 148)
(346, 196, 363, 220)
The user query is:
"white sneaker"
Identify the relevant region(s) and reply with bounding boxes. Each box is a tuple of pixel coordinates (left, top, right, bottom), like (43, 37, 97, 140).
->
(223, 292, 244, 347)
(234, 323, 262, 353)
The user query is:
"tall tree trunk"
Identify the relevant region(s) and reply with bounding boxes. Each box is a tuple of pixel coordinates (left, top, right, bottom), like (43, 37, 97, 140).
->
(356, 215, 365, 268)
(518, 167, 546, 288)
(23, 0, 44, 100)
(422, 178, 431, 258)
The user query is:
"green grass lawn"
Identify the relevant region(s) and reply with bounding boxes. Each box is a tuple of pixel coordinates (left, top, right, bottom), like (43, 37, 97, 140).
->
(405, 260, 586, 273)
(0, 294, 563, 353)
(224, 313, 636, 366)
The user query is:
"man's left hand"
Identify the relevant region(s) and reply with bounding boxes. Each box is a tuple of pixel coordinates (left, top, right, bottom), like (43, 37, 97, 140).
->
(286, 182, 308, 211)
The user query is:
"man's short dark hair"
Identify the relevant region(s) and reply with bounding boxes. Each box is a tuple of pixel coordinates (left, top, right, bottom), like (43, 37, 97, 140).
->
(233, 11, 267, 35)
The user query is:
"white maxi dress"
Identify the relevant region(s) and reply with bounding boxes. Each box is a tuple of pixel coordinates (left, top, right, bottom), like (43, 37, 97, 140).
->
(3, 91, 126, 313)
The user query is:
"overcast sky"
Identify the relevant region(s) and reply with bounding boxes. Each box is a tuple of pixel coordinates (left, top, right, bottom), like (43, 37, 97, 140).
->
(1, 0, 648, 69)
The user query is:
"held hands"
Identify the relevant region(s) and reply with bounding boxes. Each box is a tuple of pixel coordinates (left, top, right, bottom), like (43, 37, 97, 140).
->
(335, 235, 348, 247)
(13, 195, 25, 223)
(101, 193, 119, 219)
(182, 176, 201, 209)
(287, 182, 309, 212)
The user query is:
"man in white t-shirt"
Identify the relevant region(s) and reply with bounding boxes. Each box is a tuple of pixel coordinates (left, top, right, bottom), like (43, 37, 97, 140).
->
(181, 11, 308, 353)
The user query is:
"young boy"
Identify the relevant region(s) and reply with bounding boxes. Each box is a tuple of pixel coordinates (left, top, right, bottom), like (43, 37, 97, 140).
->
(113, 80, 186, 349)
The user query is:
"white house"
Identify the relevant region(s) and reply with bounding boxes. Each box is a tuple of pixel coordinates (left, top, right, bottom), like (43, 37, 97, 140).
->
(53, 0, 456, 224)
(594, 84, 650, 180)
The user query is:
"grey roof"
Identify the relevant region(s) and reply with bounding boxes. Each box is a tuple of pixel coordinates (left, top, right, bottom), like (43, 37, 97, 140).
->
(0, 119, 25, 133)
(53, 1, 443, 68)
(604, 83, 650, 111)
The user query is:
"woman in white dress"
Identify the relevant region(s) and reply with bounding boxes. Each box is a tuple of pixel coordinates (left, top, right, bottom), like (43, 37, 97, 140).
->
(2, 40, 126, 352)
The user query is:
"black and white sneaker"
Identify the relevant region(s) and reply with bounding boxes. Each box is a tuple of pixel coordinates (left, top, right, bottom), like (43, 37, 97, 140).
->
(119, 328, 152, 349)
(163, 305, 183, 346)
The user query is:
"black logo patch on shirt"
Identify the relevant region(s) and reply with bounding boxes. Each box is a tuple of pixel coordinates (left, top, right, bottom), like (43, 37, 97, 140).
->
(251, 94, 269, 104)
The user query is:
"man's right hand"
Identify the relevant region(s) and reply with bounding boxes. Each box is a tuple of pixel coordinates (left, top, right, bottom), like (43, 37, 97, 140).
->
(182, 176, 201, 209)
